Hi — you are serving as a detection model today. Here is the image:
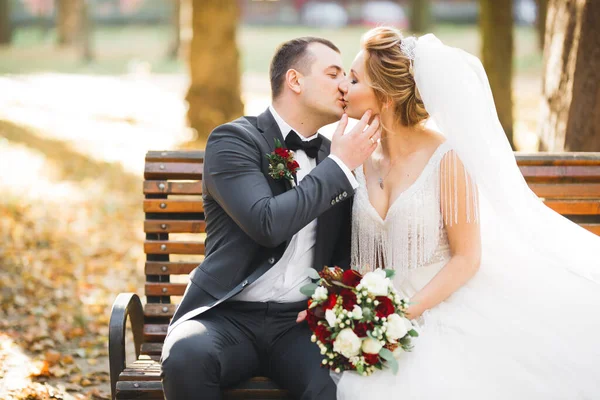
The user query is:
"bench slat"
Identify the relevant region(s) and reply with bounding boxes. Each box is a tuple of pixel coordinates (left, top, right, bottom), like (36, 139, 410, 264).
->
(515, 153, 600, 166)
(143, 181, 203, 195)
(143, 200, 204, 213)
(144, 303, 177, 318)
(144, 162, 203, 180)
(529, 183, 600, 199)
(144, 324, 169, 342)
(145, 283, 187, 297)
(144, 220, 206, 233)
(544, 200, 600, 215)
(519, 166, 600, 182)
(144, 240, 205, 255)
(146, 151, 204, 162)
(581, 223, 600, 235)
(145, 262, 199, 275)
(144, 303, 176, 318)
(141, 343, 163, 356)
(116, 381, 164, 399)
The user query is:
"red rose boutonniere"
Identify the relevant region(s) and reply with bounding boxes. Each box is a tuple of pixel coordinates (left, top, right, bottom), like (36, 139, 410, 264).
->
(266, 138, 300, 182)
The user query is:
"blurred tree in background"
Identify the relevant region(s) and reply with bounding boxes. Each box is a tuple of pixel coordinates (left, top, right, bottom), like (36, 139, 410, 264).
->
(167, 0, 181, 59)
(409, 0, 431, 33)
(536, 0, 548, 50)
(479, 0, 514, 149)
(0, 0, 12, 44)
(56, 0, 93, 61)
(80, 0, 93, 61)
(186, 0, 243, 147)
(538, 0, 600, 151)
(57, 0, 81, 46)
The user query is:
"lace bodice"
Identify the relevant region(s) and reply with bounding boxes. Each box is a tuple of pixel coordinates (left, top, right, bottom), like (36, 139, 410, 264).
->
(351, 142, 453, 277)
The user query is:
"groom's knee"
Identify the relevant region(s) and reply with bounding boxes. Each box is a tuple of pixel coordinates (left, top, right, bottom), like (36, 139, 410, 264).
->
(161, 323, 221, 383)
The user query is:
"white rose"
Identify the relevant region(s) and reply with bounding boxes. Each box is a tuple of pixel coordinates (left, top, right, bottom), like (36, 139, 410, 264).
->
(351, 305, 363, 320)
(359, 269, 390, 296)
(403, 317, 414, 332)
(361, 337, 383, 354)
(325, 309, 337, 327)
(333, 328, 362, 358)
(312, 286, 328, 301)
(386, 313, 409, 341)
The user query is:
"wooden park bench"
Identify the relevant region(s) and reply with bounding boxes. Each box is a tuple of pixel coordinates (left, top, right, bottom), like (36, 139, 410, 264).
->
(108, 150, 600, 400)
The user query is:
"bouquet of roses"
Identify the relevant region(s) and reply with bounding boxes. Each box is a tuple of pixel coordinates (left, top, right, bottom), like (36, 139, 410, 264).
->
(300, 267, 418, 376)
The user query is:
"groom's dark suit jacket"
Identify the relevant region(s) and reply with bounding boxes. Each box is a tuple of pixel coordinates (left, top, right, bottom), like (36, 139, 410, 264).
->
(168, 108, 354, 333)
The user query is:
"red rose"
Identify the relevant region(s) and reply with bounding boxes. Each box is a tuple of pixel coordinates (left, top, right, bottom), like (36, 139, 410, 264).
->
(323, 293, 338, 310)
(364, 353, 379, 365)
(352, 322, 373, 338)
(274, 147, 290, 158)
(340, 289, 357, 311)
(287, 160, 299, 172)
(342, 270, 362, 287)
(314, 325, 331, 344)
(375, 296, 395, 318)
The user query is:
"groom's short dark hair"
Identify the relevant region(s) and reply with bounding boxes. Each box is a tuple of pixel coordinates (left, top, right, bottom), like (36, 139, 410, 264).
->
(270, 37, 340, 99)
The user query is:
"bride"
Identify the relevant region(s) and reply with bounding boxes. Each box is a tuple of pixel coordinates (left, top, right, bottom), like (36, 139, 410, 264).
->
(335, 27, 600, 399)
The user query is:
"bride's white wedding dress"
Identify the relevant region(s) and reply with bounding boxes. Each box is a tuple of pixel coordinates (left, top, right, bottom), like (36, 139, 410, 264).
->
(335, 141, 600, 399)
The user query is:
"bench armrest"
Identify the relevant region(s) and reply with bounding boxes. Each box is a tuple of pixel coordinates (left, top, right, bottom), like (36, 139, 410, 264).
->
(109, 293, 144, 400)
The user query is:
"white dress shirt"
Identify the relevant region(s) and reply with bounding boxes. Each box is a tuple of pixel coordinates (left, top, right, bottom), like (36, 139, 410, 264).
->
(231, 106, 359, 302)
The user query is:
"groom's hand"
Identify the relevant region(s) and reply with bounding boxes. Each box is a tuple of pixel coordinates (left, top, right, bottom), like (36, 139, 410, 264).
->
(331, 110, 381, 171)
(296, 310, 307, 323)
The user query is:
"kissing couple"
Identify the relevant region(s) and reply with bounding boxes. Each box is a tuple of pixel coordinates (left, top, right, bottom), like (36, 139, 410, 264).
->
(161, 27, 600, 400)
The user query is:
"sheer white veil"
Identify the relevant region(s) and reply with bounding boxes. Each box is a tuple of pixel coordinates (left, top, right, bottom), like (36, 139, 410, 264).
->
(410, 34, 600, 281)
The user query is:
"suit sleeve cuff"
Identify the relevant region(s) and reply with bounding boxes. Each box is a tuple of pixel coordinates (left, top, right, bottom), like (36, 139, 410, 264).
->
(328, 155, 359, 190)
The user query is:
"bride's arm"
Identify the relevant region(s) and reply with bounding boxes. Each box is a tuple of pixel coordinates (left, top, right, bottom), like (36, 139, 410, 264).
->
(405, 151, 481, 319)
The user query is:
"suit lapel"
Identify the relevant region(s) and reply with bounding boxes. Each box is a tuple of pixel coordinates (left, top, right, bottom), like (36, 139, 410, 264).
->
(316, 134, 328, 166)
(314, 136, 334, 270)
(257, 108, 293, 192)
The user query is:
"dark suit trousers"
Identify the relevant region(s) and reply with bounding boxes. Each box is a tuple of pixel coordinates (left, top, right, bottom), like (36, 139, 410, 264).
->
(161, 300, 336, 400)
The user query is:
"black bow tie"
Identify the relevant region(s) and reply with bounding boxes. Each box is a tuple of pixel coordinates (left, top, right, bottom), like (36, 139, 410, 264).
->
(284, 130, 322, 159)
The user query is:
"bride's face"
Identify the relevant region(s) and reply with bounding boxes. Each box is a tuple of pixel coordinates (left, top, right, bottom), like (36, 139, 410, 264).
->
(339, 50, 381, 119)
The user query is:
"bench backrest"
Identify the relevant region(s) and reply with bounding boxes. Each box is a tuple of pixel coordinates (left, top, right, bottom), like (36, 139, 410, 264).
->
(142, 151, 205, 353)
(141, 151, 600, 350)
(516, 153, 600, 236)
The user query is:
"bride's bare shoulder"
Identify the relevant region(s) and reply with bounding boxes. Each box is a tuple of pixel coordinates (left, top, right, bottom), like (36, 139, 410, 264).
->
(420, 128, 446, 153)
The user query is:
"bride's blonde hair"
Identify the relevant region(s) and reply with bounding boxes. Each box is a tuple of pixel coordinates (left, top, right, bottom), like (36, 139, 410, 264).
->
(361, 27, 429, 127)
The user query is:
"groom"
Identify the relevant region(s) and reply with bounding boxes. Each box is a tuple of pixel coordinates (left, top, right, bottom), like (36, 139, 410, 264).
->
(161, 37, 380, 399)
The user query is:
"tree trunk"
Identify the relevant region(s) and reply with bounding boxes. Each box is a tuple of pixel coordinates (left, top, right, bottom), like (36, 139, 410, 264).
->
(186, 0, 244, 147)
(409, 0, 431, 33)
(80, 0, 93, 62)
(167, 0, 181, 59)
(0, 0, 11, 45)
(479, 0, 515, 149)
(57, 0, 81, 46)
(536, 0, 548, 50)
(538, 0, 600, 151)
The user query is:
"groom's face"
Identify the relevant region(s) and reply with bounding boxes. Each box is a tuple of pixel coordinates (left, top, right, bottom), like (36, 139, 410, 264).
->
(299, 43, 347, 123)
